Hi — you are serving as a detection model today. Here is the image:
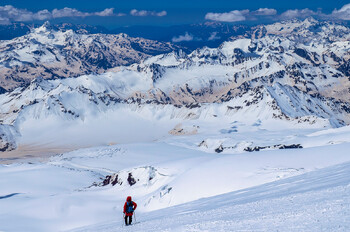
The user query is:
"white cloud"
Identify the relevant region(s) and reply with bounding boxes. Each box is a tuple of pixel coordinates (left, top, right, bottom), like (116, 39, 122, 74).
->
(337, 3, 350, 12)
(331, 3, 350, 20)
(172, 32, 194, 42)
(130, 9, 147, 16)
(278, 4, 350, 21)
(254, 8, 277, 16)
(205, 10, 248, 22)
(156, 11, 167, 17)
(52, 8, 90, 18)
(204, 4, 350, 22)
(280, 8, 318, 20)
(0, 5, 35, 22)
(35, 10, 52, 21)
(130, 9, 167, 17)
(204, 8, 276, 22)
(94, 8, 115, 17)
(208, 32, 220, 41)
(0, 5, 119, 24)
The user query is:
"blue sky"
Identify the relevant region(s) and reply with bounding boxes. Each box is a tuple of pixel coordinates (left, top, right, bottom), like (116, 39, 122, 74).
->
(0, 0, 349, 28)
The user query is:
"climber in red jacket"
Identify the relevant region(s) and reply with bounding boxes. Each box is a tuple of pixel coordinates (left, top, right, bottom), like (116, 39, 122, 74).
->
(123, 196, 137, 225)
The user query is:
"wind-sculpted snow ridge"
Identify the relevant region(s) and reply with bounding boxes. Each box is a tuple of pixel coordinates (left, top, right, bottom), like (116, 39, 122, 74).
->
(0, 21, 178, 91)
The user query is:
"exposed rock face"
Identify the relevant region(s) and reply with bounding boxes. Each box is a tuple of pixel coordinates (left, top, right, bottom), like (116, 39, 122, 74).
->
(198, 138, 304, 154)
(244, 144, 303, 152)
(215, 145, 224, 153)
(98, 166, 167, 188)
(0, 125, 17, 152)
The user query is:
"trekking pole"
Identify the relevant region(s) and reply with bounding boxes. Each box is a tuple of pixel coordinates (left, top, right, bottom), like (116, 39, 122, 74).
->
(122, 213, 125, 227)
(134, 211, 137, 223)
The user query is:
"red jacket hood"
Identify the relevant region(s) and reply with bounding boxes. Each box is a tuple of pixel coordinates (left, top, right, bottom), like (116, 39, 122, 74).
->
(126, 196, 132, 201)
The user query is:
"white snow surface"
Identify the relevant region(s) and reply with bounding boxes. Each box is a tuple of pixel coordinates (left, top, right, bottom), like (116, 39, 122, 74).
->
(71, 161, 350, 232)
(1, 125, 350, 231)
(1, 18, 350, 231)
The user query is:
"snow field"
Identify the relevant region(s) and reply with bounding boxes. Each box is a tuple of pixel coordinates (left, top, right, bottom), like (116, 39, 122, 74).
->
(1, 125, 350, 231)
(71, 161, 350, 232)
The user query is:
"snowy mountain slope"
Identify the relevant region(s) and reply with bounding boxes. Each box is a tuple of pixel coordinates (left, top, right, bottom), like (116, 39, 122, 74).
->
(132, 33, 350, 104)
(144, 19, 350, 102)
(71, 161, 350, 232)
(0, 70, 348, 152)
(1, 18, 350, 153)
(1, 127, 350, 231)
(0, 22, 178, 91)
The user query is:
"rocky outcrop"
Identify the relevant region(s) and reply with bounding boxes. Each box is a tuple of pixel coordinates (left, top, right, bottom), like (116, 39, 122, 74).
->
(244, 144, 303, 152)
(97, 166, 167, 188)
(0, 125, 18, 152)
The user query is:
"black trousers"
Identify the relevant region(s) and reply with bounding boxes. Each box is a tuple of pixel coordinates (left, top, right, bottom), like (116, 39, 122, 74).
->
(125, 215, 132, 225)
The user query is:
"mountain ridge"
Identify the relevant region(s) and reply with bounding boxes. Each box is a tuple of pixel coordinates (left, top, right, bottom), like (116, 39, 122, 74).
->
(1, 18, 350, 152)
(0, 22, 180, 91)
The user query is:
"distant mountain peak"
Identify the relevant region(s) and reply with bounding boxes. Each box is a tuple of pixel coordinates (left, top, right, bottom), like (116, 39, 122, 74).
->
(303, 17, 319, 24)
(0, 23, 180, 91)
(33, 21, 52, 33)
